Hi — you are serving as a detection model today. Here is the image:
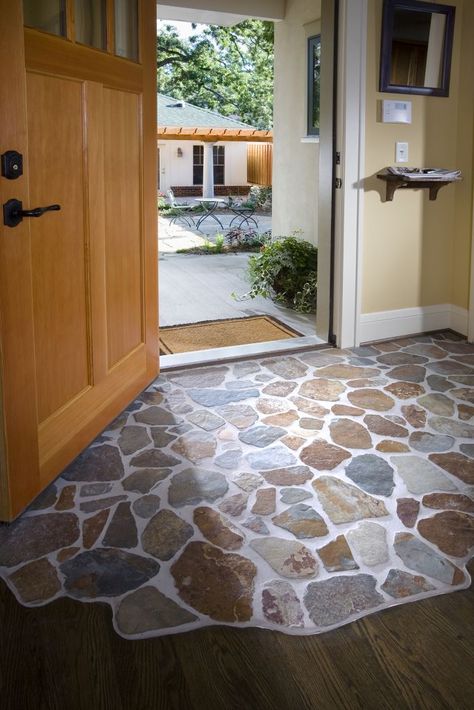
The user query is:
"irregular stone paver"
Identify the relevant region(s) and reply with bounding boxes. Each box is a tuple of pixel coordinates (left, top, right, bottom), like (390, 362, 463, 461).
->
(0, 513, 80, 567)
(417, 393, 455, 417)
(151, 430, 177, 448)
(262, 357, 308, 379)
(139, 391, 163, 405)
(246, 447, 296, 470)
(171, 431, 217, 463)
(300, 352, 345, 366)
(298, 417, 324, 431)
(427, 361, 472, 376)
(80, 483, 113, 498)
(118, 426, 151, 456)
(393, 532, 464, 585)
(281, 434, 306, 450)
(426, 375, 451, 391)
(381, 569, 435, 598)
(405, 344, 447, 359)
(391, 456, 457, 494)
(417, 511, 474, 557)
(317, 365, 381, 379)
(193, 507, 244, 550)
(272, 504, 329, 538)
(226, 380, 257, 390)
(122, 469, 170, 494)
(233, 472, 263, 492)
(233, 361, 260, 377)
(189, 388, 259, 407)
(256, 398, 288, 415)
(132, 495, 161, 519)
(364, 415, 408, 438)
(57, 547, 80, 563)
(263, 381, 298, 397)
(116, 586, 197, 635)
(376, 440, 410, 453)
(83, 510, 109, 549)
(345, 454, 395, 496)
(280, 488, 313, 504)
(299, 378, 346, 402)
(332, 404, 365, 417)
(134, 407, 182, 427)
(377, 353, 427, 366)
(80, 495, 127, 514)
(63, 445, 124, 482)
(218, 493, 249, 517)
(301, 441, 351, 471)
(422, 493, 474, 513)
(102, 503, 138, 549)
(348, 377, 390, 389)
(142, 510, 193, 561)
(61, 549, 160, 598)
(239, 425, 285, 448)
(214, 450, 242, 470)
(304, 575, 384, 627)
(171, 542, 256, 622)
(250, 538, 318, 578)
(347, 522, 389, 566)
(409, 431, 454, 453)
(387, 365, 426, 383)
(262, 465, 313, 486)
(428, 452, 474, 485)
(329, 419, 372, 449)
(29, 485, 58, 511)
(428, 417, 474, 439)
(168, 366, 228, 388)
(396, 498, 420, 528)
(262, 580, 304, 627)
(252, 488, 276, 516)
(187, 410, 225, 431)
(401, 404, 427, 429)
(242, 515, 269, 535)
(290, 397, 330, 417)
(450, 388, 474, 405)
(55, 485, 76, 511)
(9, 558, 61, 603)
(129, 450, 181, 469)
(460, 444, 474, 458)
(168, 468, 228, 507)
(262, 411, 299, 427)
(313, 476, 388, 524)
(458, 404, 474, 421)
(348, 389, 395, 412)
(317, 535, 359, 572)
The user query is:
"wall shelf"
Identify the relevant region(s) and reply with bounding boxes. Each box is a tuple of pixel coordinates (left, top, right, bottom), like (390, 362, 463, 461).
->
(377, 170, 462, 202)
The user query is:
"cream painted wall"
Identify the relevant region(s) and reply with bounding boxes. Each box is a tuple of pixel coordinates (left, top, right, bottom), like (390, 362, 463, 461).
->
(157, 0, 285, 21)
(362, 0, 474, 315)
(272, 0, 322, 244)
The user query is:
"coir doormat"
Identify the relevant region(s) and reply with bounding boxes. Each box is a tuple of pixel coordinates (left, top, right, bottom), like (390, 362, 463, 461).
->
(160, 315, 303, 354)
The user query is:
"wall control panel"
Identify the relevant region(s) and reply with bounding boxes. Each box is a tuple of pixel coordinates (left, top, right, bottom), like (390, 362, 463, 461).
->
(381, 100, 412, 124)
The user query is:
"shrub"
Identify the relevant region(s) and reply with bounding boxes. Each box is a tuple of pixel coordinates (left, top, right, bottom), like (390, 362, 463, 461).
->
(247, 185, 272, 210)
(225, 228, 270, 250)
(245, 236, 317, 312)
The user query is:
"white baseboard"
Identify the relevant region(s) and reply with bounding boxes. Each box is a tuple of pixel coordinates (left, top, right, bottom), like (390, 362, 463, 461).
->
(360, 304, 468, 343)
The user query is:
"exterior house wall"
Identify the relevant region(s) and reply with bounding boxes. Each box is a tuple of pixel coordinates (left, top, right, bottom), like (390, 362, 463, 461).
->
(272, 0, 322, 245)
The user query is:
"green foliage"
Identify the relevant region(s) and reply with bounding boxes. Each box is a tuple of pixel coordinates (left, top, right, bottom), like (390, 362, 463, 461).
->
(245, 236, 317, 312)
(157, 21, 274, 129)
(214, 234, 225, 252)
(246, 186, 272, 210)
(225, 228, 270, 250)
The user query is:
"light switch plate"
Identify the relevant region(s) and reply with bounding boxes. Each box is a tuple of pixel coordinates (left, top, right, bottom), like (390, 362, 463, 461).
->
(396, 142, 409, 163)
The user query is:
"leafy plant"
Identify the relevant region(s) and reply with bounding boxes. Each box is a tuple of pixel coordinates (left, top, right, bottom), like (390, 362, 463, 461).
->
(225, 228, 270, 250)
(214, 234, 225, 252)
(247, 185, 272, 210)
(243, 236, 317, 312)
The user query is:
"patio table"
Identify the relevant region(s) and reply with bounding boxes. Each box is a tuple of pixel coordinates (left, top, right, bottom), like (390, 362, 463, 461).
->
(228, 203, 258, 230)
(195, 198, 227, 230)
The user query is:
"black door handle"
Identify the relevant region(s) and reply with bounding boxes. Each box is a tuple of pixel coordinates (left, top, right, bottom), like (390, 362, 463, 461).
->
(3, 199, 61, 227)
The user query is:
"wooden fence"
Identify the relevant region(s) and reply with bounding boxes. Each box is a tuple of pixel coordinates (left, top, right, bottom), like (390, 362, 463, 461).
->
(247, 143, 273, 186)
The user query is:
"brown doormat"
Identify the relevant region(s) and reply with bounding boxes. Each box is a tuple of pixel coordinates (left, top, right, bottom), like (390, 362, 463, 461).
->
(160, 315, 303, 354)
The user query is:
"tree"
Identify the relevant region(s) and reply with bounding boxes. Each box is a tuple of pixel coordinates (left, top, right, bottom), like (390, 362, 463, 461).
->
(157, 21, 274, 130)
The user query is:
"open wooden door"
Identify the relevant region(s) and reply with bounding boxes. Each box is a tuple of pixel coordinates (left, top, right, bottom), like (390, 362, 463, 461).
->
(0, 0, 158, 521)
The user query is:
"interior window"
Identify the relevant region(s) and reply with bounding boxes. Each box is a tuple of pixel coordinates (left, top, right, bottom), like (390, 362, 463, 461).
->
(307, 35, 321, 136)
(75, 0, 107, 50)
(23, 0, 67, 37)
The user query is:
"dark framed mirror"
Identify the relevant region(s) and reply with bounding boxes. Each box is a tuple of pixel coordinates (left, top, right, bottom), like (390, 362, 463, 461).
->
(380, 0, 456, 96)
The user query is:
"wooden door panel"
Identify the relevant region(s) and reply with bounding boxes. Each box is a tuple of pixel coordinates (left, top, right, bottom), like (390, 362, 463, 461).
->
(27, 72, 90, 421)
(103, 88, 143, 367)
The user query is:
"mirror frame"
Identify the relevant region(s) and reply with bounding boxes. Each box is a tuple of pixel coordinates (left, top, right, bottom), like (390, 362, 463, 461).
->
(379, 0, 456, 97)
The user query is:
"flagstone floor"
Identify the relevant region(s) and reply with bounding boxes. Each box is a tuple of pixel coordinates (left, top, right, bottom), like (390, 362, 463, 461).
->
(0, 332, 473, 640)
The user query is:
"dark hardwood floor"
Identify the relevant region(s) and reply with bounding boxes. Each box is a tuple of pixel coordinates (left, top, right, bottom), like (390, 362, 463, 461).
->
(1, 565, 473, 710)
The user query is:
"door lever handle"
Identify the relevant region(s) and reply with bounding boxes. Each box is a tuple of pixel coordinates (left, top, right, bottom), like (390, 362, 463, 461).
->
(3, 199, 61, 227)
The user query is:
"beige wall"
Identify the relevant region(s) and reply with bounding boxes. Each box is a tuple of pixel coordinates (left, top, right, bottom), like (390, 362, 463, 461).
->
(362, 0, 474, 315)
(272, 0, 322, 244)
(157, 0, 285, 21)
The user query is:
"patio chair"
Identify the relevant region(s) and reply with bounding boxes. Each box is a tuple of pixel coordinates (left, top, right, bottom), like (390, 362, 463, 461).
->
(166, 189, 196, 227)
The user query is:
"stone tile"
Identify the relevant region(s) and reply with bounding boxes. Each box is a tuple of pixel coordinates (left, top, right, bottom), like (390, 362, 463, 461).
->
(376, 440, 410, 453)
(262, 356, 308, 379)
(83, 510, 110, 549)
(134, 407, 182, 427)
(428, 417, 474, 438)
(232, 472, 263, 492)
(61, 549, 160, 598)
(396, 498, 420, 528)
(347, 522, 388, 566)
(80, 483, 113, 498)
(433, 340, 474, 353)
(300, 441, 351, 471)
(449, 388, 474, 405)
(381, 569, 435, 598)
(171, 541, 256, 622)
(364, 415, 408, 438)
(347, 389, 395, 412)
(345, 454, 395, 496)
(252, 488, 276, 515)
(422, 493, 474, 513)
(317, 535, 359, 572)
(168, 366, 228, 388)
(29, 484, 58, 511)
(0, 513, 80, 567)
(150, 430, 177, 448)
(122, 469, 170, 494)
(448, 376, 474, 387)
(138, 391, 164, 405)
(329, 419, 372, 449)
(386, 365, 427, 383)
(262, 381, 298, 397)
(214, 450, 243, 470)
(62, 444, 124, 482)
(239, 425, 285, 448)
(404, 344, 447, 359)
(281, 435, 306, 451)
(9, 558, 61, 603)
(116, 586, 197, 634)
(142, 509, 194, 561)
(408, 431, 454, 453)
(193, 507, 244, 550)
(215, 404, 259, 429)
(246, 447, 297, 470)
(102, 503, 138, 549)
(80, 495, 127, 514)
(299, 418, 324, 430)
(393, 532, 464, 585)
(272, 504, 329, 538)
(226, 379, 257, 390)
(168, 468, 228, 507)
(118, 426, 152, 456)
(129, 450, 181, 469)
(460, 444, 474, 458)
(377, 352, 428, 366)
(233, 361, 260, 377)
(242, 515, 269, 535)
(332, 404, 365, 417)
(391, 455, 457, 494)
(426, 375, 452, 392)
(347, 377, 390, 389)
(304, 575, 383, 627)
(313, 477, 388, 524)
(427, 361, 472, 376)
(401, 404, 427, 429)
(189, 388, 259, 407)
(299, 352, 345, 366)
(171, 431, 217, 463)
(262, 580, 304, 628)
(132, 495, 161, 519)
(55, 485, 76, 511)
(187, 410, 225, 431)
(298, 378, 346, 402)
(458, 404, 474, 421)
(417, 394, 455, 417)
(218, 493, 249, 517)
(317, 364, 382, 379)
(262, 465, 313, 486)
(280, 488, 313, 504)
(255, 398, 288, 415)
(262, 411, 299, 427)
(250, 538, 318, 578)
(417, 511, 474, 557)
(290, 396, 330, 417)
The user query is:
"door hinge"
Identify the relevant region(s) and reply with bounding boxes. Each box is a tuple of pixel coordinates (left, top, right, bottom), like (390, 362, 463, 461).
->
(335, 177, 342, 189)
(335, 152, 341, 165)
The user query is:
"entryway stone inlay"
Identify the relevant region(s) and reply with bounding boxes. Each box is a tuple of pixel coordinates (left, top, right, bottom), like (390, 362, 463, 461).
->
(0, 332, 472, 639)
